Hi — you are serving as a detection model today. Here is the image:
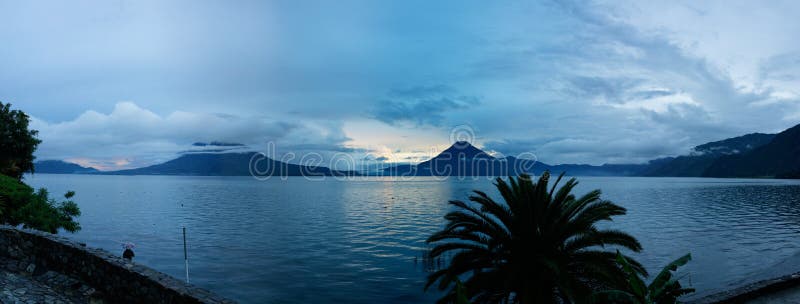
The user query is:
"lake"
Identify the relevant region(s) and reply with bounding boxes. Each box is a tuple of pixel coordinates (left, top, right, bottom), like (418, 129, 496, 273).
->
(23, 174, 800, 303)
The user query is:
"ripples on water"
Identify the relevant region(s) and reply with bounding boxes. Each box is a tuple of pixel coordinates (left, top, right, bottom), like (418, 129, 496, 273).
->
(24, 175, 800, 302)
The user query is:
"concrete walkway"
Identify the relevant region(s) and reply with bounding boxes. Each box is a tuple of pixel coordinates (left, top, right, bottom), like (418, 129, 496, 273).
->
(0, 257, 99, 304)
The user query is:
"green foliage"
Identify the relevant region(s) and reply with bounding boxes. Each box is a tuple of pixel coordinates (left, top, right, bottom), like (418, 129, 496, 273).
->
(425, 172, 645, 303)
(0, 102, 42, 180)
(0, 102, 80, 234)
(17, 188, 81, 233)
(454, 280, 471, 304)
(0, 174, 81, 233)
(592, 252, 694, 304)
(0, 174, 35, 225)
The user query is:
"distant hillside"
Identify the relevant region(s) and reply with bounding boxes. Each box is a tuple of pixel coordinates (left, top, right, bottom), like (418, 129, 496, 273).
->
(550, 163, 649, 177)
(381, 142, 642, 177)
(382, 142, 539, 176)
(703, 124, 800, 178)
(33, 160, 99, 174)
(102, 152, 358, 177)
(694, 133, 776, 156)
(384, 131, 786, 178)
(642, 133, 776, 177)
(39, 125, 798, 178)
(442, 130, 784, 178)
(641, 155, 715, 177)
(415, 142, 500, 176)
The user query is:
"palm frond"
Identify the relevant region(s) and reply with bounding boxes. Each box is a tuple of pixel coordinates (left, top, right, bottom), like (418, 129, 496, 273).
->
(425, 174, 648, 303)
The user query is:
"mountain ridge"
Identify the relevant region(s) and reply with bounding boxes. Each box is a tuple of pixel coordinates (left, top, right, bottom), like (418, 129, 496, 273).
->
(642, 133, 777, 177)
(35, 123, 800, 178)
(33, 160, 99, 174)
(98, 152, 360, 177)
(703, 124, 800, 178)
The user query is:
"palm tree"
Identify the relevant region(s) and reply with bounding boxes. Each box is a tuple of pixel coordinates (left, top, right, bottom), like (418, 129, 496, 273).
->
(425, 172, 646, 303)
(592, 252, 694, 304)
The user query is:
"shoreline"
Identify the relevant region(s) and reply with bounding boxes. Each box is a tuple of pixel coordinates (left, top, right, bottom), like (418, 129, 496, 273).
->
(690, 272, 800, 303)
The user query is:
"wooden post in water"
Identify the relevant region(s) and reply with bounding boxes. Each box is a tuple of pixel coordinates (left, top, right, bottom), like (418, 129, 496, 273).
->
(183, 226, 189, 283)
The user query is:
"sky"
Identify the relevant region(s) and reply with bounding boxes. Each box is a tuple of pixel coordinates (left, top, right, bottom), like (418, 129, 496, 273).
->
(2, 0, 800, 170)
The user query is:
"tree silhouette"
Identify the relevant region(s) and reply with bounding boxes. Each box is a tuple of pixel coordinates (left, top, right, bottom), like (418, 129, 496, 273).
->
(426, 172, 645, 303)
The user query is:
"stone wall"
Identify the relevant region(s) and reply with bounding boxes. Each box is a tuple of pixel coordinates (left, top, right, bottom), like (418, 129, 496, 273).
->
(0, 226, 235, 304)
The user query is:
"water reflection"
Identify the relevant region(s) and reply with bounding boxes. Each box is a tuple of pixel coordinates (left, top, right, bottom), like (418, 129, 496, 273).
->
(23, 175, 800, 302)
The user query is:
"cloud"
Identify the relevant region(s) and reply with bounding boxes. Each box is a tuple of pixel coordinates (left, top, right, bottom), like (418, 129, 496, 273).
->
(463, 0, 800, 164)
(565, 76, 677, 105)
(370, 85, 481, 127)
(180, 142, 249, 154)
(388, 84, 455, 98)
(5, 1, 800, 166)
(485, 135, 689, 165)
(30, 102, 353, 170)
(372, 97, 476, 126)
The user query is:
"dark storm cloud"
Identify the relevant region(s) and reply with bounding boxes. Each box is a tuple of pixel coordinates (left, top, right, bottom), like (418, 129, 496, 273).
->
(371, 84, 481, 127)
(565, 76, 676, 104)
(371, 96, 480, 127)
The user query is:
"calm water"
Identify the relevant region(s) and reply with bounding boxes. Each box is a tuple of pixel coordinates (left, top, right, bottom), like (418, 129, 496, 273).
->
(24, 174, 800, 302)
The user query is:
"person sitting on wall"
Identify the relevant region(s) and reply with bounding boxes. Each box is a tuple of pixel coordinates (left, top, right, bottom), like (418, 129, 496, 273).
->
(122, 242, 135, 260)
